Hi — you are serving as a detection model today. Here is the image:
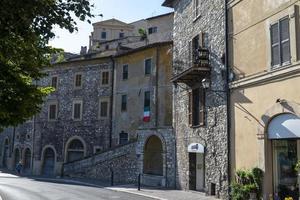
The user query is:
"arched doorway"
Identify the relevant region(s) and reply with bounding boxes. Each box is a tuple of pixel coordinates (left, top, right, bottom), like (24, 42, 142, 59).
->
(14, 148, 21, 168)
(3, 139, 9, 168)
(23, 148, 31, 174)
(66, 138, 85, 162)
(143, 135, 163, 176)
(268, 113, 300, 199)
(42, 148, 55, 176)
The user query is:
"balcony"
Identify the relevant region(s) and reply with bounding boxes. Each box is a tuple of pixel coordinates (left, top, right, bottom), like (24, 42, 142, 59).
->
(171, 48, 210, 86)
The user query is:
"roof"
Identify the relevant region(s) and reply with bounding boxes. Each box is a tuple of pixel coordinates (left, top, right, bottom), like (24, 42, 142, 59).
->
(146, 12, 174, 20)
(115, 41, 173, 58)
(162, 0, 175, 8)
(92, 18, 134, 29)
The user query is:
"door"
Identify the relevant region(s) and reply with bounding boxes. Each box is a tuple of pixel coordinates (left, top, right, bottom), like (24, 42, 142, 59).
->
(189, 153, 196, 190)
(273, 140, 299, 199)
(23, 149, 31, 174)
(42, 148, 55, 176)
(196, 153, 205, 191)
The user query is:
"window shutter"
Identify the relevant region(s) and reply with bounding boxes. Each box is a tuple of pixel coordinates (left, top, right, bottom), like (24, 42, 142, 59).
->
(280, 17, 290, 63)
(188, 91, 193, 126)
(199, 88, 205, 126)
(199, 32, 205, 48)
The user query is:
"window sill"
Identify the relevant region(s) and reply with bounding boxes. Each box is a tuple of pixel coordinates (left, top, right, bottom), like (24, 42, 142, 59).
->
(190, 124, 205, 129)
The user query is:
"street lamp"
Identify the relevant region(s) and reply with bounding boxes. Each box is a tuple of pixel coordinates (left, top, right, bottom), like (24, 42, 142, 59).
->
(202, 78, 210, 89)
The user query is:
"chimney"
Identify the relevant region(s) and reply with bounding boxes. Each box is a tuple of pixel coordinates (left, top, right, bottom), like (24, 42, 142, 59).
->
(80, 46, 87, 55)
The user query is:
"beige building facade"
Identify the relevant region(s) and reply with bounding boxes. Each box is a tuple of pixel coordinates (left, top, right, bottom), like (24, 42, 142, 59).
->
(229, 0, 300, 199)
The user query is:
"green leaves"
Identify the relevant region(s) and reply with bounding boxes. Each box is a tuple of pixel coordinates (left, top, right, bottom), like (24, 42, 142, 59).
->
(0, 0, 94, 129)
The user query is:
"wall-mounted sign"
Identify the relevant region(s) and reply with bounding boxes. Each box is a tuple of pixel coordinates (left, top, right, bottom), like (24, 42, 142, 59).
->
(188, 143, 205, 153)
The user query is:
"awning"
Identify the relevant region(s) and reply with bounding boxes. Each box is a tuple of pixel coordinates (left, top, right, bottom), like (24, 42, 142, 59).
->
(188, 143, 205, 153)
(268, 113, 300, 139)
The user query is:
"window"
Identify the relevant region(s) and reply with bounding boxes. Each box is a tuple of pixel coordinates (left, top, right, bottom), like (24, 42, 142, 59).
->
(73, 100, 83, 120)
(48, 102, 58, 121)
(270, 17, 291, 68)
(193, 0, 201, 19)
(101, 71, 109, 85)
(74, 74, 82, 88)
(122, 64, 128, 80)
(188, 88, 205, 127)
(148, 27, 158, 34)
(101, 32, 107, 39)
(119, 131, 129, 145)
(51, 76, 58, 89)
(143, 91, 151, 122)
(121, 95, 127, 112)
(66, 139, 85, 162)
(145, 58, 152, 75)
(99, 99, 109, 118)
(119, 32, 125, 38)
(94, 146, 103, 154)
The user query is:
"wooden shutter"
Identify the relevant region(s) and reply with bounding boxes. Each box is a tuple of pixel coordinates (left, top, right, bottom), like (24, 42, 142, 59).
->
(199, 32, 205, 48)
(279, 17, 290, 64)
(188, 91, 193, 126)
(270, 23, 280, 67)
(199, 88, 205, 126)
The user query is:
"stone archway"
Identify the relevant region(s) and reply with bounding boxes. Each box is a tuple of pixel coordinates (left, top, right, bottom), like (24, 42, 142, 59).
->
(23, 148, 31, 174)
(65, 137, 86, 163)
(143, 135, 163, 176)
(42, 147, 56, 176)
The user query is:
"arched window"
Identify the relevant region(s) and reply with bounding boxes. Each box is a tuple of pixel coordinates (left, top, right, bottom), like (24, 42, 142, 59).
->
(119, 131, 128, 145)
(66, 139, 85, 162)
(42, 148, 55, 176)
(143, 135, 163, 176)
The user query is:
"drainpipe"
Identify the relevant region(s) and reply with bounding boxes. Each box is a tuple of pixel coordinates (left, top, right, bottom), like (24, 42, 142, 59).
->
(31, 115, 36, 175)
(109, 56, 115, 148)
(224, 0, 231, 198)
(155, 47, 159, 129)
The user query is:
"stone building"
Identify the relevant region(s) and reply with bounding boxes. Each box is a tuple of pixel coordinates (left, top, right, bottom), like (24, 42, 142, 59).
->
(89, 13, 174, 52)
(163, 0, 228, 198)
(63, 41, 175, 188)
(228, 0, 300, 199)
(113, 41, 175, 187)
(0, 55, 114, 176)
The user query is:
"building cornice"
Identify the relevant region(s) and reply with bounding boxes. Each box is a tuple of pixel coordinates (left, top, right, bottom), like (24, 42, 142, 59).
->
(230, 62, 300, 89)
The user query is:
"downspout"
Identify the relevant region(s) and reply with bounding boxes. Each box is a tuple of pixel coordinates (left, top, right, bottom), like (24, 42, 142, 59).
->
(155, 47, 159, 128)
(225, 0, 231, 198)
(31, 115, 36, 175)
(109, 56, 115, 148)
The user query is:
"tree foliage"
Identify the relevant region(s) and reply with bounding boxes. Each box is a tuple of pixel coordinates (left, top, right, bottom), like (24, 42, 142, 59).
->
(0, 0, 94, 129)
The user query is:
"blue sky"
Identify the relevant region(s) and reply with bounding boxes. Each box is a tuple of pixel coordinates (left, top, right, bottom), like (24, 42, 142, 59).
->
(48, 0, 173, 54)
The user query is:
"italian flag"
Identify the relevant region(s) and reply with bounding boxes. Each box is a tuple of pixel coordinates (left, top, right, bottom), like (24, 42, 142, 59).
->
(143, 106, 150, 122)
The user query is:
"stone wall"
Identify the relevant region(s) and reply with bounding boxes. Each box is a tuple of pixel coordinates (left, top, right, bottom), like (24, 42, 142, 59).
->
(172, 0, 228, 198)
(63, 142, 138, 185)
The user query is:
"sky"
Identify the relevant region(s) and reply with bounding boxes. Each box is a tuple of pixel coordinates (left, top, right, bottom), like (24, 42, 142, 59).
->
(48, 0, 173, 54)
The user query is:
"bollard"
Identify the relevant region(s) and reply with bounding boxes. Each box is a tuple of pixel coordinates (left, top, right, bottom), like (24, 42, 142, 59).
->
(138, 173, 141, 191)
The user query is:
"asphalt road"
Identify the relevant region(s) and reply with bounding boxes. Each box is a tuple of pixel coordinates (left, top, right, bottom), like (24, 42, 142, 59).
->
(0, 172, 153, 200)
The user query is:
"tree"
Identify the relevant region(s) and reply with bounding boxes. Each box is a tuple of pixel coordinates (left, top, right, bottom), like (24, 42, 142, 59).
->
(0, 0, 94, 130)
